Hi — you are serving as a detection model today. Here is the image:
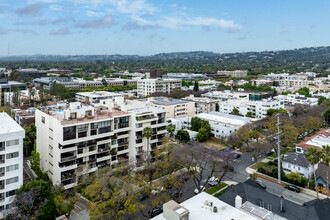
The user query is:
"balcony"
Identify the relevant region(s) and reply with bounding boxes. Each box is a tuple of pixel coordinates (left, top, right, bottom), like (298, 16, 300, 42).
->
(136, 115, 156, 121)
(61, 173, 76, 181)
(61, 155, 76, 162)
(98, 146, 110, 153)
(118, 141, 128, 146)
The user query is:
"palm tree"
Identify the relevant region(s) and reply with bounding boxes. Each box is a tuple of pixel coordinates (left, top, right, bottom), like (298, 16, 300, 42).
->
(143, 127, 153, 155)
(305, 147, 322, 198)
(321, 145, 330, 198)
(166, 124, 176, 139)
(30, 88, 36, 106)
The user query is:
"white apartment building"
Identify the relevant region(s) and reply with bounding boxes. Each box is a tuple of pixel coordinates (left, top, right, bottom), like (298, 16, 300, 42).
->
(35, 102, 167, 189)
(202, 90, 250, 101)
(0, 113, 25, 217)
(137, 79, 181, 97)
(182, 95, 217, 114)
(136, 97, 195, 118)
(274, 94, 318, 106)
(75, 91, 124, 104)
(219, 99, 284, 118)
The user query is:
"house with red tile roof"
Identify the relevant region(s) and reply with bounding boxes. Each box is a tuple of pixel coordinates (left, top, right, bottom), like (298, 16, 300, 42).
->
(296, 128, 330, 153)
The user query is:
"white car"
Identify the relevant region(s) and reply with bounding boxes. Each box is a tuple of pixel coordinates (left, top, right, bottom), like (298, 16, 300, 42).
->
(151, 187, 165, 195)
(208, 177, 219, 186)
(194, 186, 206, 194)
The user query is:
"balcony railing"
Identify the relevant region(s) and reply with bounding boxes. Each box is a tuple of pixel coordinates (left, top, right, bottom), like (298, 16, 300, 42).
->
(61, 155, 76, 162)
(98, 147, 111, 153)
(118, 141, 128, 146)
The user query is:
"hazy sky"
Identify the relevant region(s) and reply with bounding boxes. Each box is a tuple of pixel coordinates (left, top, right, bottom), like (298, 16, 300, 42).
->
(0, 0, 329, 55)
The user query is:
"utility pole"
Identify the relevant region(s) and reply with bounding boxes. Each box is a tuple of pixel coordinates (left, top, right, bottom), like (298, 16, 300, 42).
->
(277, 113, 281, 183)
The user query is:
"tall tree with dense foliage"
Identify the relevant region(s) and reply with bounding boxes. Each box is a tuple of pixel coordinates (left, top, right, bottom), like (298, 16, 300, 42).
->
(176, 129, 190, 143)
(166, 124, 176, 138)
(143, 127, 153, 155)
(318, 96, 327, 105)
(321, 145, 330, 198)
(305, 147, 322, 198)
(23, 123, 36, 156)
(193, 81, 199, 92)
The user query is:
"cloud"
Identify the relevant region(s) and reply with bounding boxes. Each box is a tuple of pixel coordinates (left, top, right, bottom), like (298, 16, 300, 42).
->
(187, 17, 241, 32)
(49, 28, 71, 35)
(52, 17, 75, 25)
(122, 21, 158, 31)
(76, 15, 114, 28)
(86, 11, 105, 17)
(12, 28, 37, 34)
(237, 36, 247, 40)
(0, 27, 8, 35)
(16, 2, 43, 16)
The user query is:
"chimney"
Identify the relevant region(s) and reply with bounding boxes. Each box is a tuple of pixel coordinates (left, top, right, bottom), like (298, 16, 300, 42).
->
(235, 195, 242, 208)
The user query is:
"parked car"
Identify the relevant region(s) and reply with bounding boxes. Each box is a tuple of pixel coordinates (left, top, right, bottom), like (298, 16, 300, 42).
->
(172, 190, 183, 198)
(208, 176, 219, 186)
(285, 185, 300, 193)
(137, 193, 149, 202)
(233, 153, 241, 159)
(265, 151, 274, 156)
(256, 180, 267, 189)
(148, 206, 163, 218)
(151, 187, 165, 195)
(194, 186, 206, 194)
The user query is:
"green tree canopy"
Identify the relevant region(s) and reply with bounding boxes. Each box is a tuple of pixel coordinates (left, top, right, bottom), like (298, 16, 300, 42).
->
(177, 129, 190, 142)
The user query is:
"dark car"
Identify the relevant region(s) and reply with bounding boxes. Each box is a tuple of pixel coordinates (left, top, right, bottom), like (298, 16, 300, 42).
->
(256, 180, 267, 189)
(172, 190, 183, 198)
(148, 206, 163, 218)
(233, 153, 241, 159)
(285, 185, 300, 193)
(137, 193, 149, 202)
(265, 151, 274, 156)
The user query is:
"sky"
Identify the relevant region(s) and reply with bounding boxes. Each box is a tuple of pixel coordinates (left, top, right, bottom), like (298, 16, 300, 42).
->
(0, 0, 329, 56)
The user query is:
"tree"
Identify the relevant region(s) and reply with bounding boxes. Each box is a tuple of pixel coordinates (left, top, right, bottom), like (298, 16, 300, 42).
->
(324, 108, 330, 126)
(231, 108, 240, 115)
(267, 108, 288, 117)
(246, 111, 253, 118)
(196, 127, 209, 142)
(12, 86, 21, 107)
(297, 87, 311, 97)
(50, 83, 68, 100)
(23, 123, 36, 156)
(215, 103, 219, 112)
(30, 87, 36, 106)
(176, 129, 190, 143)
(143, 127, 153, 155)
(193, 81, 199, 92)
(318, 96, 327, 105)
(321, 145, 330, 198)
(166, 124, 176, 138)
(305, 147, 322, 198)
(31, 144, 42, 177)
(191, 117, 202, 132)
(173, 142, 233, 194)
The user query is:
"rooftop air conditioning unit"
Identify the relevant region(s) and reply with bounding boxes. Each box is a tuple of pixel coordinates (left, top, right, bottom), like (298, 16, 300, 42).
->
(213, 206, 218, 213)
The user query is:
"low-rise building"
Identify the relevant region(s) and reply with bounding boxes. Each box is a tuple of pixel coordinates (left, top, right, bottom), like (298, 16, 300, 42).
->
(151, 192, 257, 220)
(218, 99, 284, 118)
(282, 152, 314, 179)
(137, 79, 181, 97)
(0, 79, 27, 93)
(274, 94, 318, 106)
(296, 129, 330, 153)
(0, 113, 25, 217)
(75, 91, 124, 104)
(182, 95, 217, 114)
(202, 90, 250, 101)
(35, 101, 167, 189)
(315, 164, 330, 189)
(15, 108, 36, 127)
(16, 68, 47, 78)
(217, 70, 248, 78)
(137, 97, 195, 118)
(162, 73, 209, 81)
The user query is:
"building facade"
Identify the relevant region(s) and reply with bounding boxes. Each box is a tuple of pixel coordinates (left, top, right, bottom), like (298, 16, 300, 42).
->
(0, 113, 25, 217)
(137, 79, 181, 97)
(217, 70, 248, 78)
(35, 102, 167, 189)
(183, 95, 217, 114)
(75, 91, 124, 103)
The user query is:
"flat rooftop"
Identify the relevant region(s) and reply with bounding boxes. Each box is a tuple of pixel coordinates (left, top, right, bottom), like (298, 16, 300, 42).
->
(151, 192, 257, 220)
(0, 112, 25, 134)
(151, 97, 190, 106)
(196, 112, 257, 126)
(76, 91, 123, 98)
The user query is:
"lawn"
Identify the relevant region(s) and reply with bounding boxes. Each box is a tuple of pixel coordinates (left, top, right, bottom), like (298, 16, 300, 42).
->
(214, 188, 227, 197)
(206, 182, 228, 195)
(203, 139, 226, 150)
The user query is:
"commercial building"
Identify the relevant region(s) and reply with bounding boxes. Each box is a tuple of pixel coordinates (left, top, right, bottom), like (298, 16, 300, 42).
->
(0, 79, 26, 92)
(35, 101, 167, 189)
(202, 90, 250, 101)
(0, 113, 25, 217)
(75, 91, 124, 104)
(151, 192, 257, 220)
(136, 97, 195, 118)
(137, 79, 181, 97)
(182, 95, 217, 114)
(218, 99, 284, 118)
(16, 68, 47, 78)
(219, 179, 330, 220)
(162, 73, 210, 81)
(274, 94, 318, 106)
(33, 77, 78, 90)
(217, 70, 248, 78)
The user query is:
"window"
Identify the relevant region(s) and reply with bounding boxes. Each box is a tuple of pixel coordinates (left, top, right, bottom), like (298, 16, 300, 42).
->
(42, 116, 45, 124)
(0, 142, 4, 151)
(6, 164, 18, 172)
(6, 189, 17, 197)
(6, 139, 19, 147)
(6, 152, 19, 159)
(63, 126, 76, 141)
(288, 164, 291, 168)
(6, 176, 18, 185)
